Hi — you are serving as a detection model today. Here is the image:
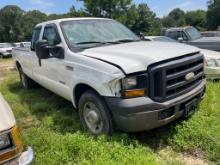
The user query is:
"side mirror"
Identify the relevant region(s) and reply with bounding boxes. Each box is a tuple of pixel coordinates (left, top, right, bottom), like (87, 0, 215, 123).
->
(178, 37, 184, 42)
(139, 32, 145, 40)
(36, 40, 49, 59)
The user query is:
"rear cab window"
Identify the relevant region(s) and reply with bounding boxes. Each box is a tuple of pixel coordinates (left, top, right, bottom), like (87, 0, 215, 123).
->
(167, 31, 177, 40)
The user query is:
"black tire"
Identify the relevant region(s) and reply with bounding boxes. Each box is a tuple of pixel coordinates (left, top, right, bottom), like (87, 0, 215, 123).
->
(18, 67, 35, 89)
(78, 90, 114, 136)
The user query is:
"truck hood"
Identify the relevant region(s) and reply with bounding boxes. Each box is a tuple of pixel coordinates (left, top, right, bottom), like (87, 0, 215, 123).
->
(0, 93, 16, 132)
(80, 41, 199, 74)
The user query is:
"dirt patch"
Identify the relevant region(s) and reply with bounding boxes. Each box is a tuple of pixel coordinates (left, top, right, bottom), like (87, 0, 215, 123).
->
(180, 153, 209, 165)
(0, 77, 4, 83)
(158, 147, 209, 165)
(0, 64, 15, 71)
(180, 149, 210, 165)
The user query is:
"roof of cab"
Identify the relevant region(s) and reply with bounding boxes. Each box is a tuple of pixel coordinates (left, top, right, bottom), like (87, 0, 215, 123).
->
(166, 26, 192, 32)
(36, 17, 112, 27)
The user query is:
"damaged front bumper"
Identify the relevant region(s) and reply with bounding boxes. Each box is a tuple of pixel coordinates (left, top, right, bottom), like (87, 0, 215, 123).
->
(2, 147, 34, 165)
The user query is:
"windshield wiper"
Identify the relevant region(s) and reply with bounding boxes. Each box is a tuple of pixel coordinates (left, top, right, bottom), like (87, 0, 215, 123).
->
(75, 41, 106, 45)
(113, 39, 141, 43)
(75, 39, 140, 45)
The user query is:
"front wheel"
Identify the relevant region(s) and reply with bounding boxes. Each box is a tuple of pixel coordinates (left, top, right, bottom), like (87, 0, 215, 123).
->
(78, 90, 114, 136)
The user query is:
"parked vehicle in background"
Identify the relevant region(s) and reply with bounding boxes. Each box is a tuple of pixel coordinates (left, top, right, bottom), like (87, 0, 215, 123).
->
(0, 93, 33, 165)
(165, 26, 220, 51)
(144, 36, 176, 42)
(14, 42, 31, 48)
(13, 18, 206, 135)
(201, 31, 220, 37)
(202, 49, 220, 79)
(0, 43, 14, 58)
(145, 36, 220, 79)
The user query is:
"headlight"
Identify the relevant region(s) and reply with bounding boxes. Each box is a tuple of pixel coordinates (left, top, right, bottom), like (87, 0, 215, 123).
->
(205, 57, 220, 67)
(216, 59, 220, 67)
(121, 74, 148, 98)
(0, 134, 11, 150)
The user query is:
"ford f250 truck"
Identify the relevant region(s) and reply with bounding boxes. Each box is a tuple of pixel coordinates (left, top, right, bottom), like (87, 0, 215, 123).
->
(13, 18, 206, 136)
(165, 26, 220, 51)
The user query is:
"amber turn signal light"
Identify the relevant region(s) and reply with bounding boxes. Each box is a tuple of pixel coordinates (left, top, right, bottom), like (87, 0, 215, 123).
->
(0, 126, 23, 163)
(124, 89, 145, 98)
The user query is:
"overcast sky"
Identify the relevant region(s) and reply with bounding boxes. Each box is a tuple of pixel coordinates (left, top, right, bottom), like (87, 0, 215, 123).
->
(0, 0, 208, 17)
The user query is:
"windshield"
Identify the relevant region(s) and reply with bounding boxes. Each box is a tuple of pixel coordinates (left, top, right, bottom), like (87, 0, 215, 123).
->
(185, 27, 201, 40)
(0, 43, 14, 48)
(153, 36, 177, 42)
(60, 19, 140, 49)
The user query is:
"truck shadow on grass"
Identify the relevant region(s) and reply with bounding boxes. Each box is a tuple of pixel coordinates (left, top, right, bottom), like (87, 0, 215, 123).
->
(7, 81, 83, 134)
(7, 80, 186, 152)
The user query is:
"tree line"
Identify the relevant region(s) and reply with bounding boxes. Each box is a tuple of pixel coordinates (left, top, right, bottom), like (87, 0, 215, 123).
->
(0, 0, 220, 43)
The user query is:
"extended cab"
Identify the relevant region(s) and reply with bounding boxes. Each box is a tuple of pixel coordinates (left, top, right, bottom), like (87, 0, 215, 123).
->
(165, 26, 220, 51)
(13, 18, 206, 135)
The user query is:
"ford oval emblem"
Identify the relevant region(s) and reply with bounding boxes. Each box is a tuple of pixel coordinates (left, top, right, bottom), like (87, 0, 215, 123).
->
(185, 72, 195, 81)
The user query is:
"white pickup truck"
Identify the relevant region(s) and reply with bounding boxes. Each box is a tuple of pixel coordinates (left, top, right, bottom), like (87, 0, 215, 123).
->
(13, 18, 206, 135)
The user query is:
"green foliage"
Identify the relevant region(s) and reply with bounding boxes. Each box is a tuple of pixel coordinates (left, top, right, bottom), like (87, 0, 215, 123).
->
(207, 0, 220, 30)
(185, 10, 207, 31)
(0, 5, 24, 42)
(21, 10, 47, 41)
(168, 8, 186, 27)
(114, 3, 162, 35)
(161, 16, 176, 28)
(162, 8, 208, 31)
(80, 0, 132, 18)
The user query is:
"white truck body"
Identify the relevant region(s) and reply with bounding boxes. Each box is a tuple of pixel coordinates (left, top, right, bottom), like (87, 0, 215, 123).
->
(12, 18, 206, 134)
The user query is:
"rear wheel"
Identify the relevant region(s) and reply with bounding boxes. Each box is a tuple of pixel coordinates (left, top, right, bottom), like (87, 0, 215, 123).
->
(78, 90, 114, 136)
(18, 67, 35, 89)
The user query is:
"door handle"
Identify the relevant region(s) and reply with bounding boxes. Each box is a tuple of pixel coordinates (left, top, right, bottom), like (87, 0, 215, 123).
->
(66, 66, 74, 71)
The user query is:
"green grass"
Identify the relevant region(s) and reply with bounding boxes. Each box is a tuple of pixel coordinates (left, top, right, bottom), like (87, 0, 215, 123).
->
(169, 82, 220, 162)
(0, 71, 219, 164)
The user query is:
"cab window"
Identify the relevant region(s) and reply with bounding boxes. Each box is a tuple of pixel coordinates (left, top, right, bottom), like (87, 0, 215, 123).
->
(167, 31, 177, 40)
(31, 27, 41, 51)
(43, 25, 61, 46)
(177, 31, 188, 41)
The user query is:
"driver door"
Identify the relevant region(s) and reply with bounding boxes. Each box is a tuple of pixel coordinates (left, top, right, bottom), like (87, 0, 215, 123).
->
(38, 24, 70, 99)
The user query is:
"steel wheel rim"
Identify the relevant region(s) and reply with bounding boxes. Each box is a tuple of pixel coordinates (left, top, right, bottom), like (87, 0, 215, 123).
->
(83, 102, 103, 134)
